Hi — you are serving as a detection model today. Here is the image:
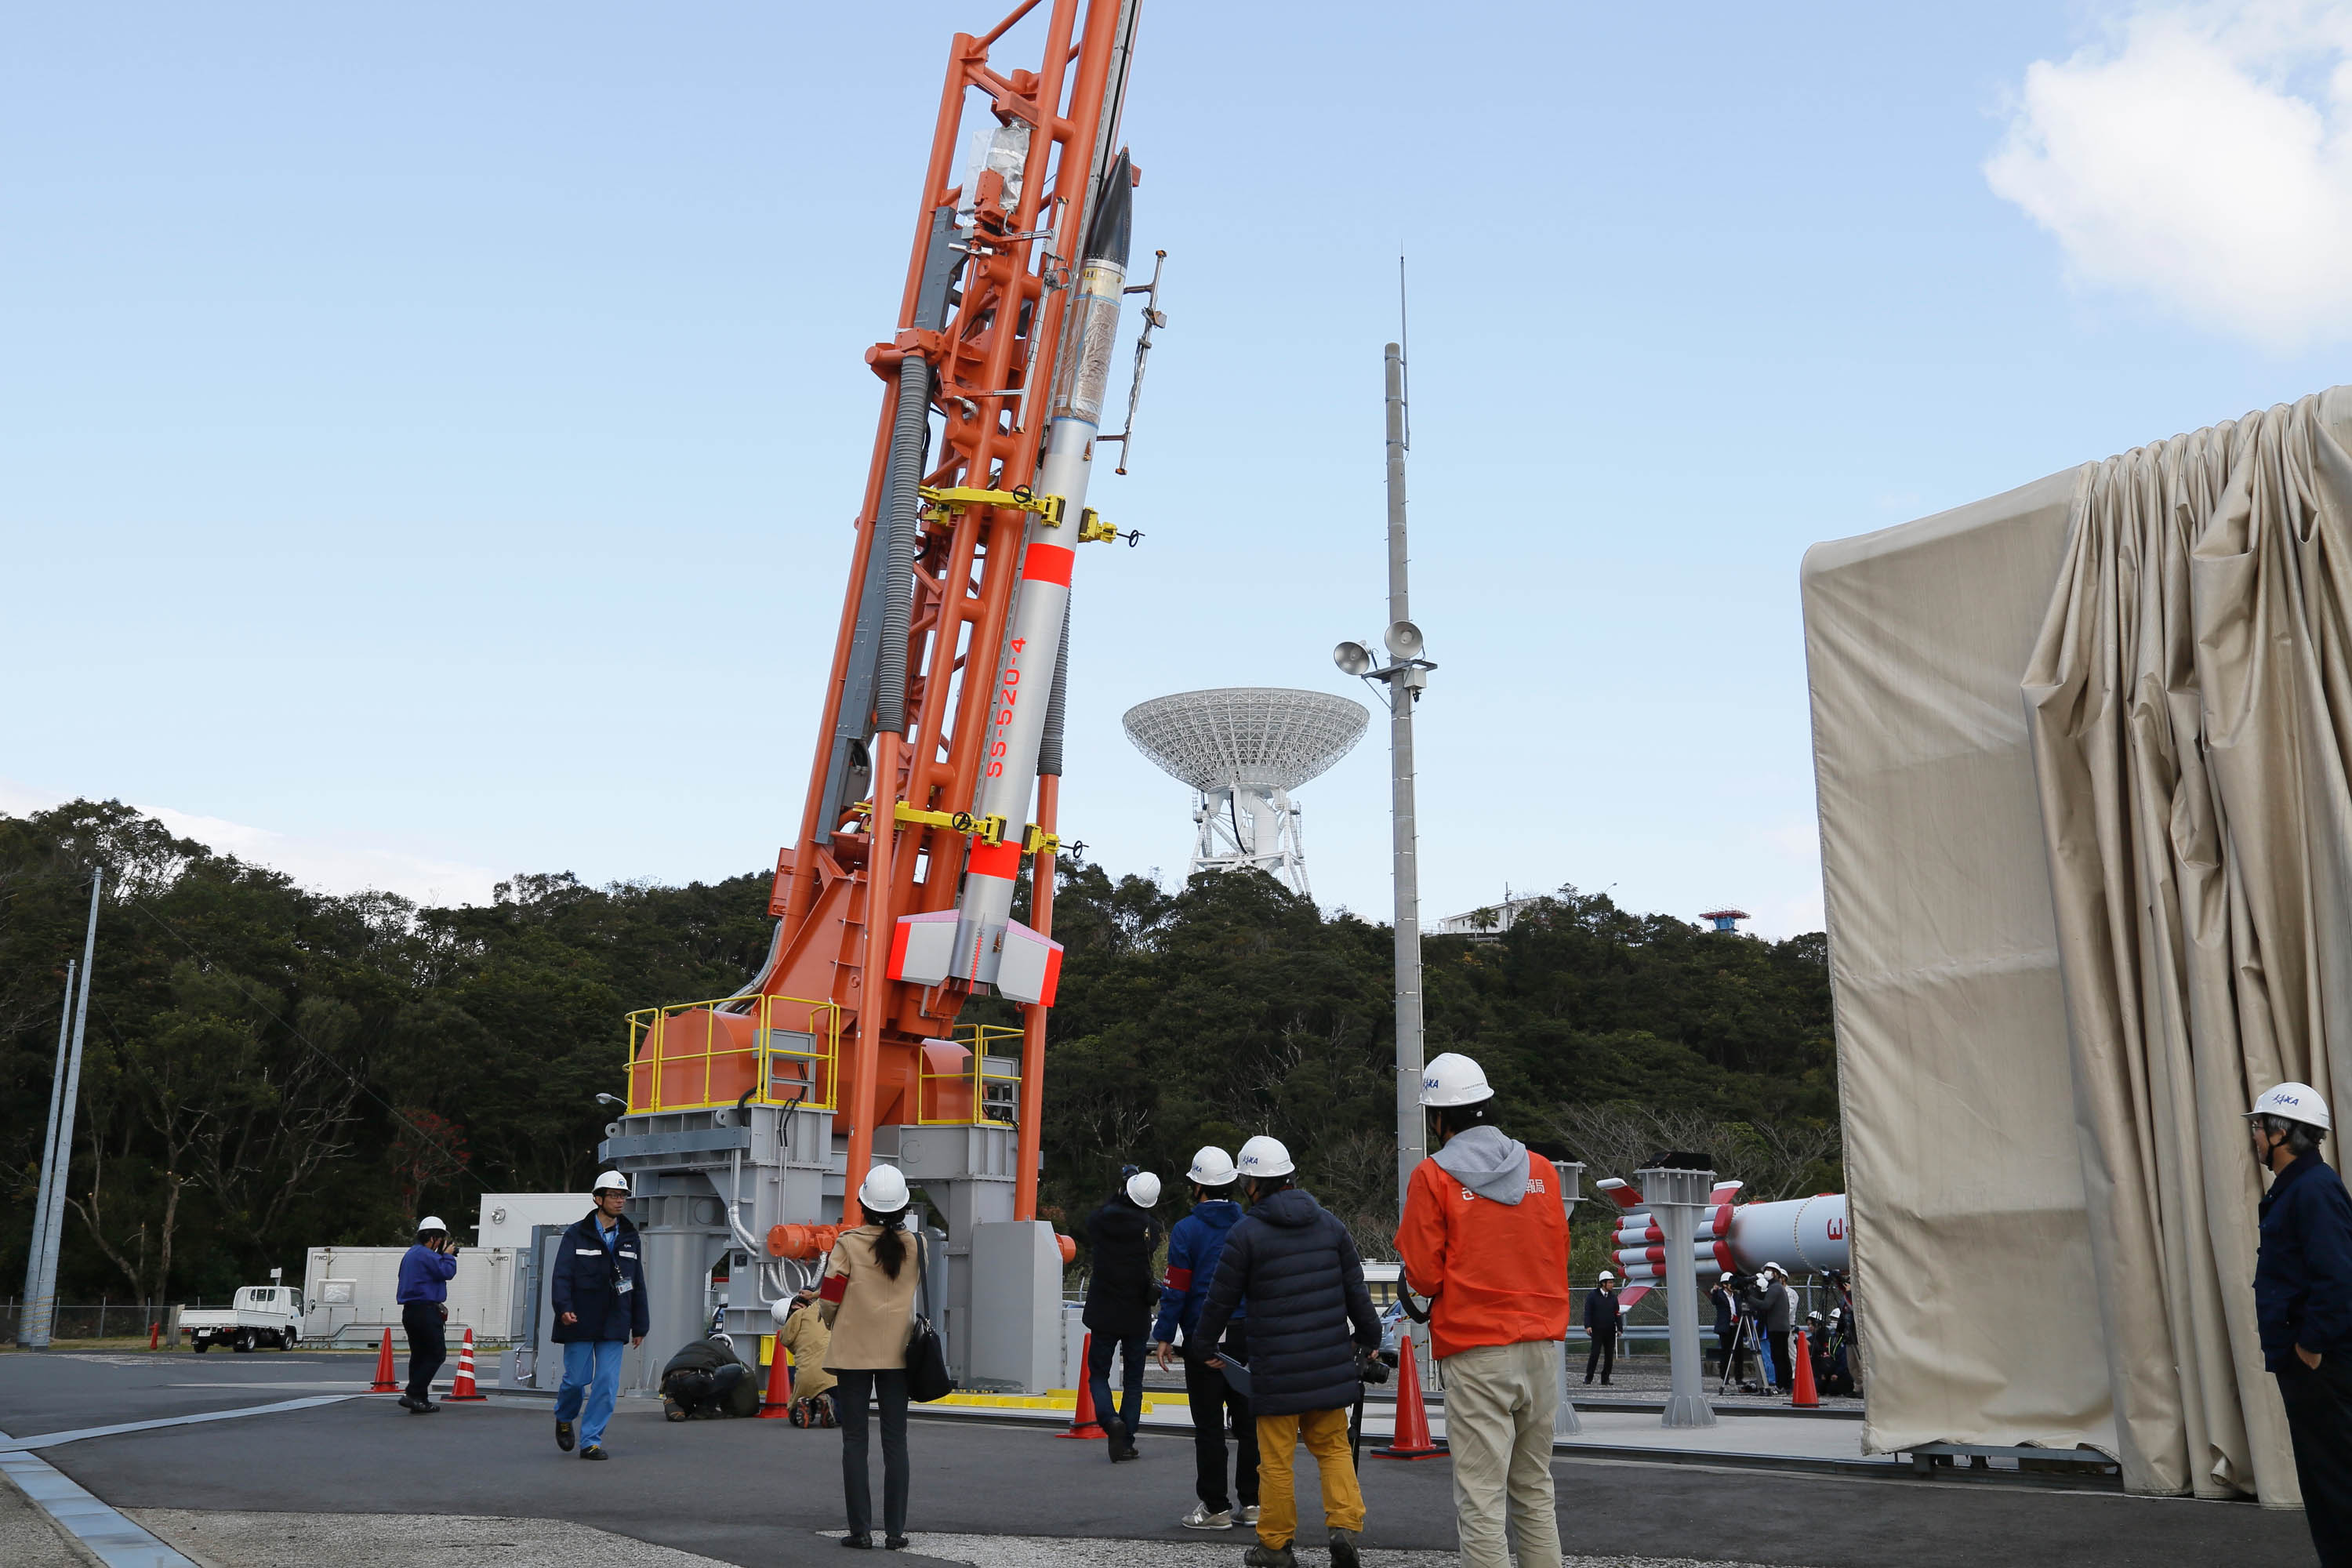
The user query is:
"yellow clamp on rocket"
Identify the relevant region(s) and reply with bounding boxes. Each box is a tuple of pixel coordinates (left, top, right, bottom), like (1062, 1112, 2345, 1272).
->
(850, 801, 1057, 856)
(916, 485, 1065, 529)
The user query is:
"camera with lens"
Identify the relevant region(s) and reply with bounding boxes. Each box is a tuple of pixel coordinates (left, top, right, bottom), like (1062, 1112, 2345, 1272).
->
(1356, 1346, 1396, 1385)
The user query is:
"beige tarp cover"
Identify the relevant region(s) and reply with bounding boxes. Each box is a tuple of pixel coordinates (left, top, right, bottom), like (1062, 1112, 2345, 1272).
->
(1803, 387, 2352, 1502)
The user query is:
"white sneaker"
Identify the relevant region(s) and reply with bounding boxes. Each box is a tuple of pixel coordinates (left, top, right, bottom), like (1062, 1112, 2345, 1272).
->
(1181, 1504, 1232, 1530)
(1236, 1505, 1261, 1527)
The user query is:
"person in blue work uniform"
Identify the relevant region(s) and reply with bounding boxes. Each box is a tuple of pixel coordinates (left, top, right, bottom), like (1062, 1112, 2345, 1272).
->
(2252, 1080, 2352, 1567)
(1153, 1146, 1259, 1532)
(552, 1170, 648, 1461)
(395, 1217, 458, 1413)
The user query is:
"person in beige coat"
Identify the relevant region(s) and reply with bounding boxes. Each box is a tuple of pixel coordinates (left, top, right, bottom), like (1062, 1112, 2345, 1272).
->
(821, 1166, 923, 1550)
(779, 1288, 837, 1425)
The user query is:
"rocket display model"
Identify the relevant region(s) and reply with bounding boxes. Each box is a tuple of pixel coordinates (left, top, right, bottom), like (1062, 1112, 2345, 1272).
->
(932, 152, 1135, 1002)
(1597, 1178, 1849, 1286)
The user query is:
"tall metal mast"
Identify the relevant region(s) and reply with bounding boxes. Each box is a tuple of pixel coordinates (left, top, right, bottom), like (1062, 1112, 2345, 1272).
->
(23, 869, 101, 1350)
(1335, 332, 1435, 1212)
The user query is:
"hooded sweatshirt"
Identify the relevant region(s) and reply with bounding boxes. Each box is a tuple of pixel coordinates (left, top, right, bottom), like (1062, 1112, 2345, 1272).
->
(1396, 1131, 1572, 1359)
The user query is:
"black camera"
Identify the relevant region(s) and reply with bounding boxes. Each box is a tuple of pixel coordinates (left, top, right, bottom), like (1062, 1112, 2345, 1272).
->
(1356, 1347, 1396, 1385)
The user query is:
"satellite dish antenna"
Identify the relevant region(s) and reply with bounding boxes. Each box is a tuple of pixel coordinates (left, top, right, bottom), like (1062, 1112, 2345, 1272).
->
(1383, 621, 1424, 660)
(1334, 641, 1374, 677)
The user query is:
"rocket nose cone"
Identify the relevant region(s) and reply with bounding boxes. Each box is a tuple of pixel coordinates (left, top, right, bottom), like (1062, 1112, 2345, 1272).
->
(1084, 148, 1133, 268)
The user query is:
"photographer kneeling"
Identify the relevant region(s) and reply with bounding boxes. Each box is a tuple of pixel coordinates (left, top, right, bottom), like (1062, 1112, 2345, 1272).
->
(660, 1327, 760, 1421)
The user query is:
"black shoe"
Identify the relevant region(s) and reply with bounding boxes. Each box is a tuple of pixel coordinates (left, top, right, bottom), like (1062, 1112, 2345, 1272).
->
(555, 1418, 575, 1451)
(1329, 1527, 1360, 1568)
(1104, 1415, 1127, 1461)
(579, 1444, 608, 1461)
(884, 1537, 909, 1551)
(841, 1534, 873, 1550)
(1243, 1546, 1295, 1568)
(397, 1395, 423, 1412)
(418, 1399, 441, 1411)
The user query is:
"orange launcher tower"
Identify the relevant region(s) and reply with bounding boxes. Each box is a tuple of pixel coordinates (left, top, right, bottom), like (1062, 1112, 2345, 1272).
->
(593, 0, 1152, 1393)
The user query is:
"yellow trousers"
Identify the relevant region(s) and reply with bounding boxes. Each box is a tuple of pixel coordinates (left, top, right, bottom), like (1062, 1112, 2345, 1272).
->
(1253, 1406, 1365, 1547)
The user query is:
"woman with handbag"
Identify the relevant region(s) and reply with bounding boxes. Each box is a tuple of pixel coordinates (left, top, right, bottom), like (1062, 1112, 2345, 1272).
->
(821, 1165, 929, 1549)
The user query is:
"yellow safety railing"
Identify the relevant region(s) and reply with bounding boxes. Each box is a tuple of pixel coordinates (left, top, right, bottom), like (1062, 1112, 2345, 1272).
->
(916, 1024, 1024, 1126)
(623, 993, 841, 1116)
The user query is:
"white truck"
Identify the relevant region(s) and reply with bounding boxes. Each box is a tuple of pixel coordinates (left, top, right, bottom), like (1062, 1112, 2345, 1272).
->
(181, 1285, 307, 1352)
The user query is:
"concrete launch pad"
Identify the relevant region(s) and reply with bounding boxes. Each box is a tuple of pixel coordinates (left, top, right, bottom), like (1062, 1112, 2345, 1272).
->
(0, 1351, 2316, 1568)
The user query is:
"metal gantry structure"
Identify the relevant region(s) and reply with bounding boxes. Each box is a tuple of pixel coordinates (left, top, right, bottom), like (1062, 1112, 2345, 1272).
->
(1122, 687, 1367, 897)
(579, 0, 1162, 1395)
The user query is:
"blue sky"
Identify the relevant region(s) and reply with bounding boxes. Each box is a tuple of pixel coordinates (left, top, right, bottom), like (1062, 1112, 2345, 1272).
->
(8, 2, 2351, 936)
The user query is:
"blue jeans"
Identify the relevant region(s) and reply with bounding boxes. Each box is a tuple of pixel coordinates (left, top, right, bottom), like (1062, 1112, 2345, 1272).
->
(1089, 1333, 1146, 1438)
(554, 1339, 626, 1447)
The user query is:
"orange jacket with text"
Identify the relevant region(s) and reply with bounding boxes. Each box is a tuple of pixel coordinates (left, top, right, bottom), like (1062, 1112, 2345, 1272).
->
(1394, 1149, 1572, 1359)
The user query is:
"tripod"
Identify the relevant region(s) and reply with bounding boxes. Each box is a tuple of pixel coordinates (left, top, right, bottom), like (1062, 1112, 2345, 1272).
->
(1717, 1314, 1769, 1396)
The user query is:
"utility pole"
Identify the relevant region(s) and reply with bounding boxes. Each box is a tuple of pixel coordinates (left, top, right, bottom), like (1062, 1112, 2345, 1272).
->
(16, 960, 75, 1347)
(24, 869, 101, 1350)
(1334, 339, 1435, 1214)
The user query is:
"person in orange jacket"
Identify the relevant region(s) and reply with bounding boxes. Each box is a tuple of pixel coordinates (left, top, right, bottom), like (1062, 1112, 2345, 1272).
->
(1393, 1053, 1570, 1568)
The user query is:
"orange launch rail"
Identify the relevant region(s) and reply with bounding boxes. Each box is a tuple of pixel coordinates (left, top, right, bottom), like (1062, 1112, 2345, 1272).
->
(644, 0, 1148, 1225)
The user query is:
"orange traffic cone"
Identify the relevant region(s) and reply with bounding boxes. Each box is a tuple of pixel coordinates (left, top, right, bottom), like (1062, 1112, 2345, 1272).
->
(1791, 1329, 1819, 1408)
(446, 1328, 485, 1400)
(1374, 1338, 1444, 1459)
(757, 1333, 796, 1418)
(1056, 1334, 1105, 1439)
(370, 1327, 399, 1393)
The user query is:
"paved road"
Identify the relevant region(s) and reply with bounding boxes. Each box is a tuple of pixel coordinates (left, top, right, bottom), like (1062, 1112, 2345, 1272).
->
(0, 1352, 2321, 1568)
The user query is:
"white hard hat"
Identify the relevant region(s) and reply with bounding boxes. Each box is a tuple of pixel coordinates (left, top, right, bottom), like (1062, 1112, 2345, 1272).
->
(416, 1216, 447, 1233)
(1418, 1051, 1494, 1108)
(858, 1164, 911, 1213)
(1186, 1146, 1237, 1185)
(1237, 1135, 1294, 1178)
(1762, 1261, 1786, 1277)
(1127, 1171, 1162, 1207)
(592, 1170, 630, 1194)
(1720, 1271, 1733, 1282)
(2249, 1081, 2333, 1132)
(1598, 1269, 1614, 1281)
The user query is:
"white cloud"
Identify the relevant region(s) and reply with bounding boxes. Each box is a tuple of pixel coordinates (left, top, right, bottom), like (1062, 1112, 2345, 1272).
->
(0, 778, 501, 907)
(1987, 2, 2352, 349)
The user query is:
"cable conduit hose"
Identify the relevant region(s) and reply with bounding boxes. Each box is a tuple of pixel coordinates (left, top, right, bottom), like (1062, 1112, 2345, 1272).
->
(874, 353, 931, 738)
(1038, 598, 1072, 777)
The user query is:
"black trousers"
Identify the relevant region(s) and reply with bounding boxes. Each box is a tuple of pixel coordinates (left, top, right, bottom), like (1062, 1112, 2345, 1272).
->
(2278, 1359, 2352, 1568)
(1766, 1330, 1793, 1390)
(1182, 1327, 1258, 1511)
(665, 1363, 749, 1417)
(1715, 1327, 1740, 1381)
(836, 1368, 909, 1538)
(400, 1301, 446, 1403)
(1584, 1330, 1616, 1384)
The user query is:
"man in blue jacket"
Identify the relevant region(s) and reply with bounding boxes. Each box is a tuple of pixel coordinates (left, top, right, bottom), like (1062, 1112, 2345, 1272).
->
(552, 1171, 649, 1461)
(1194, 1136, 1381, 1568)
(2252, 1081, 2352, 1566)
(395, 1217, 458, 1413)
(1154, 1146, 1258, 1532)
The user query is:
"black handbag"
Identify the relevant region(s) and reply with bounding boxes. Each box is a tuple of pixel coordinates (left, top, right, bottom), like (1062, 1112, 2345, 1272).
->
(904, 1232, 956, 1403)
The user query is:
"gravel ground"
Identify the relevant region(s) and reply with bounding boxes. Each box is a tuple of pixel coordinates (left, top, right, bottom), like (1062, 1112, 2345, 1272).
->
(129, 1510, 732, 1567)
(0, 1468, 83, 1568)
(898, 1534, 1812, 1568)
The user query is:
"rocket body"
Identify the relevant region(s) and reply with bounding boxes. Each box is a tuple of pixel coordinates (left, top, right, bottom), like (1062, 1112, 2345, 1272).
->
(942, 156, 1133, 994)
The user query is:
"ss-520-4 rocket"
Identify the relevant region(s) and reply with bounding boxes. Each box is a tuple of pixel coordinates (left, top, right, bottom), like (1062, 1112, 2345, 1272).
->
(891, 151, 1135, 1006)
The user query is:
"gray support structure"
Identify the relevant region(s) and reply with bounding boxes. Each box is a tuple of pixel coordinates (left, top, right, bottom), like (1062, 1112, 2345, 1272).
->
(1638, 1164, 1719, 1428)
(1384, 342, 1426, 1211)
(16, 961, 75, 1345)
(24, 871, 101, 1349)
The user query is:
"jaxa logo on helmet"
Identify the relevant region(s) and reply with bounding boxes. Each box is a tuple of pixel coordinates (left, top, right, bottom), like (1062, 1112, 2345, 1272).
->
(2249, 1081, 2334, 1133)
(1236, 1134, 1294, 1178)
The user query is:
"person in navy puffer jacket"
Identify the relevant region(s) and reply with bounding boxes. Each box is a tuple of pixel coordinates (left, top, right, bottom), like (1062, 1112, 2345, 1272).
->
(1192, 1136, 1381, 1568)
(1153, 1146, 1258, 1532)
